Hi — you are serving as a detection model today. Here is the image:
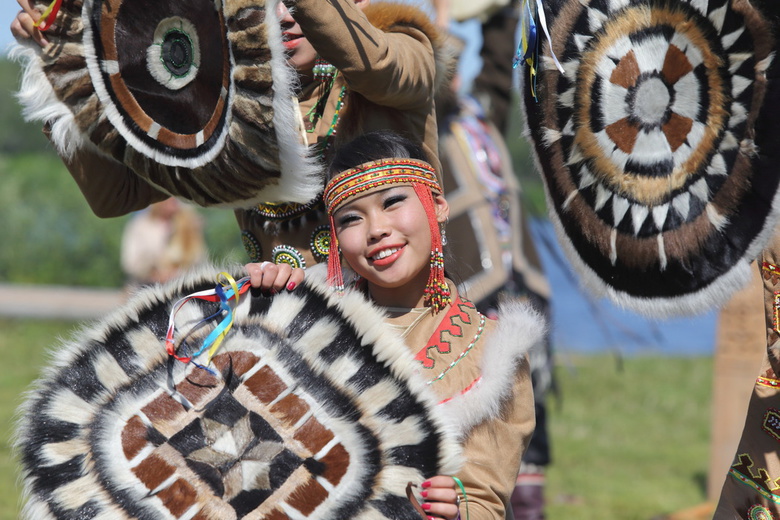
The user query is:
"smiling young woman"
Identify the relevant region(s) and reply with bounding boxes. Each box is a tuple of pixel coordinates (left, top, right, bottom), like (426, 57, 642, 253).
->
(247, 130, 543, 519)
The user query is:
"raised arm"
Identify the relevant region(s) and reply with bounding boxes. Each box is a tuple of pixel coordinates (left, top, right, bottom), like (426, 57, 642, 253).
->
(287, 0, 439, 110)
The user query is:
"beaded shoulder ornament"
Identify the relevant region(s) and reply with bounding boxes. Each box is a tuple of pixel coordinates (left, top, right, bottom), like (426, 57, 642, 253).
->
(323, 158, 451, 312)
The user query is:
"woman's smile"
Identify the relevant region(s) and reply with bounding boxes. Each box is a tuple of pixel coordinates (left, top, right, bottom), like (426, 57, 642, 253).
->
(369, 245, 404, 265)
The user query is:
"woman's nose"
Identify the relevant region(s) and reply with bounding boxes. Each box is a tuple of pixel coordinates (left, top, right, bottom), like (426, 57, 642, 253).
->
(276, 2, 293, 21)
(368, 215, 391, 240)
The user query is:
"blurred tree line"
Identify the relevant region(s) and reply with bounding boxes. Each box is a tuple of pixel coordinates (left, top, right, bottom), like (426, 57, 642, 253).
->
(0, 58, 243, 287)
(0, 57, 545, 287)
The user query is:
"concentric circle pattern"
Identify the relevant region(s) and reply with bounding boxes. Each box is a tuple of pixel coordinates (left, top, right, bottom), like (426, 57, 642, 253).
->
(15, 269, 459, 519)
(19, 0, 322, 208)
(524, 0, 780, 315)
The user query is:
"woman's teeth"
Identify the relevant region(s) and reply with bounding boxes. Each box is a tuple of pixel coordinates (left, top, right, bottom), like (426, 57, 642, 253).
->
(373, 247, 399, 260)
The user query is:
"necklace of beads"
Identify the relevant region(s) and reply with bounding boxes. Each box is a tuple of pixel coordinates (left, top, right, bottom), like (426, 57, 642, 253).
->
(314, 85, 347, 158)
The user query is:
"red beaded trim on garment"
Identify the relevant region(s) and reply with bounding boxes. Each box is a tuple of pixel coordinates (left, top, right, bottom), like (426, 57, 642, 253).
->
(763, 262, 780, 284)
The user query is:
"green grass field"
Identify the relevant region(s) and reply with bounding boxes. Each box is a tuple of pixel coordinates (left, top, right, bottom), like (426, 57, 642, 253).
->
(0, 319, 712, 520)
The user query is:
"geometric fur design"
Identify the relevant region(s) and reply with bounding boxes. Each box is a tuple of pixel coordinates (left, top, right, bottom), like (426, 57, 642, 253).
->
(522, 0, 780, 317)
(10, 0, 322, 209)
(15, 266, 462, 519)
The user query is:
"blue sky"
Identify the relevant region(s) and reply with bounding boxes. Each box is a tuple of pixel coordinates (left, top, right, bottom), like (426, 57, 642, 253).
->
(0, 6, 16, 55)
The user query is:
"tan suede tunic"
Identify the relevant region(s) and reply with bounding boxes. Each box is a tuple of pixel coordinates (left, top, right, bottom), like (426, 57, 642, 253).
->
(393, 284, 535, 520)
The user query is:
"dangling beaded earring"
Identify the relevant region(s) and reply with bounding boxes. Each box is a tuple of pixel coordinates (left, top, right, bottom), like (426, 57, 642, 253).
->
(440, 220, 448, 246)
(413, 183, 451, 313)
(313, 56, 337, 84)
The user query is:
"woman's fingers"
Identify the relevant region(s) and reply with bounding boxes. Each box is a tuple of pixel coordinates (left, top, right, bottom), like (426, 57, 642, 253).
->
(245, 262, 303, 293)
(421, 476, 460, 519)
(12, 2, 49, 47)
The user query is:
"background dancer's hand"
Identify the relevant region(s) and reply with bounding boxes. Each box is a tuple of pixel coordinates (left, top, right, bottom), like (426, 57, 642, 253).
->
(420, 476, 460, 520)
(11, 0, 48, 47)
(245, 262, 304, 294)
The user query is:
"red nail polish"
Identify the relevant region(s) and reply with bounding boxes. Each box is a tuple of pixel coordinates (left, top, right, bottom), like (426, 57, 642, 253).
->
(421, 491, 428, 498)
(287, 281, 296, 291)
(421, 480, 431, 488)
(422, 503, 431, 511)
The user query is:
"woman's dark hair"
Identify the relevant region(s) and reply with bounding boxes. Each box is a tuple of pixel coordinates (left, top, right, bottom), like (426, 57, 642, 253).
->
(327, 131, 428, 178)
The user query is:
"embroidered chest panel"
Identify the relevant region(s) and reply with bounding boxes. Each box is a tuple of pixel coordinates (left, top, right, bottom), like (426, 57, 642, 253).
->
(415, 297, 487, 378)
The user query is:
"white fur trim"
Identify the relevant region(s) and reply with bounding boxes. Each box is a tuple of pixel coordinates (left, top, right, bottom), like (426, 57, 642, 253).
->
(262, 0, 324, 205)
(439, 300, 546, 435)
(9, 44, 85, 159)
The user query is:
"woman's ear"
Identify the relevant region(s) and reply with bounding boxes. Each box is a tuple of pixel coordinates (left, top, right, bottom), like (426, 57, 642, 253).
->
(433, 193, 449, 223)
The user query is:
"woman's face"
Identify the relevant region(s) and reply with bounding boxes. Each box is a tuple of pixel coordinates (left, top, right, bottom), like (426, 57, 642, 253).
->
(333, 186, 449, 299)
(277, 3, 318, 74)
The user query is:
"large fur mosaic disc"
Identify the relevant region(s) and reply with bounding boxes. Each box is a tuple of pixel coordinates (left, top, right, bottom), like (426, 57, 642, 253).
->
(15, 268, 461, 519)
(523, 0, 780, 316)
(12, 0, 321, 208)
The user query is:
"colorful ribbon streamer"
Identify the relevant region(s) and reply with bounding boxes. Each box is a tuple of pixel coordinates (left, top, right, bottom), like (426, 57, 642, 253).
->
(514, 0, 564, 101)
(452, 476, 470, 520)
(33, 0, 62, 32)
(165, 273, 251, 372)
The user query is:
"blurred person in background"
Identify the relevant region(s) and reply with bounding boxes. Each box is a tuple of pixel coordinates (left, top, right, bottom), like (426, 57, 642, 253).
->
(121, 197, 207, 289)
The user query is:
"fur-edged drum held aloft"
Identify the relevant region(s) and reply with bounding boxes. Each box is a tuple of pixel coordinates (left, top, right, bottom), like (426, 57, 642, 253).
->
(523, 0, 780, 317)
(15, 267, 462, 520)
(11, 0, 322, 208)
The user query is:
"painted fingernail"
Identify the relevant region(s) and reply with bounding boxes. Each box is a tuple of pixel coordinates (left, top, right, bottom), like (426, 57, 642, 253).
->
(421, 480, 431, 488)
(421, 503, 431, 511)
(287, 281, 296, 291)
(421, 491, 428, 498)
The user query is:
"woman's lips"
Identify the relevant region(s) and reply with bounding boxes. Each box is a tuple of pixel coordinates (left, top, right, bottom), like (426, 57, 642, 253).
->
(282, 33, 303, 49)
(369, 246, 404, 267)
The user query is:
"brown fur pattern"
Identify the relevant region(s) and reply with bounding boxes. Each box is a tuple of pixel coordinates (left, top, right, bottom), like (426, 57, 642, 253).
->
(15, 266, 462, 520)
(12, 0, 322, 208)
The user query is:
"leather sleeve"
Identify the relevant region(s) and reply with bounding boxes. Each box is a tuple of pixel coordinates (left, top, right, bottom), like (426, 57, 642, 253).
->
(62, 145, 169, 218)
(287, 0, 437, 110)
(455, 360, 535, 520)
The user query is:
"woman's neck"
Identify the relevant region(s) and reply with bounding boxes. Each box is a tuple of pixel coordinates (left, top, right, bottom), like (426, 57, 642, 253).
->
(366, 269, 430, 309)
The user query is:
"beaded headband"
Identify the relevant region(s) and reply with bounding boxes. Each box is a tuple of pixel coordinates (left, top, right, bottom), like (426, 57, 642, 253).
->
(324, 158, 451, 312)
(324, 158, 442, 212)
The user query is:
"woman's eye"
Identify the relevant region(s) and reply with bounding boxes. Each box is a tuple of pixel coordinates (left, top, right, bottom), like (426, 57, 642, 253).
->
(337, 214, 360, 227)
(383, 194, 407, 208)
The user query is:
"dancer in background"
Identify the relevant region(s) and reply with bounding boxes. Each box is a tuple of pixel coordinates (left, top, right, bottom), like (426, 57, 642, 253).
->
(435, 34, 553, 519)
(120, 197, 207, 289)
(10, 0, 447, 269)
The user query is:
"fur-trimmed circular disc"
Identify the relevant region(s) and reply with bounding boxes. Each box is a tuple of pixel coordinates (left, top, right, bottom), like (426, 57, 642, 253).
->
(523, 0, 780, 316)
(15, 268, 460, 519)
(13, 0, 321, 208)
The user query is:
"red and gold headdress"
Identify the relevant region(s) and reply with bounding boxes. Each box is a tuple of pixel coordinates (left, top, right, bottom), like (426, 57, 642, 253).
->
(323, 158, 451, 312)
